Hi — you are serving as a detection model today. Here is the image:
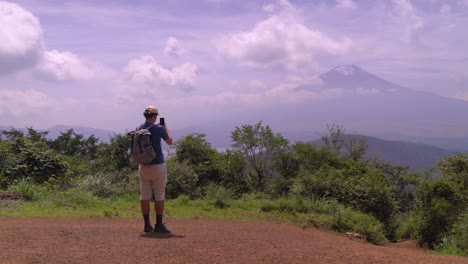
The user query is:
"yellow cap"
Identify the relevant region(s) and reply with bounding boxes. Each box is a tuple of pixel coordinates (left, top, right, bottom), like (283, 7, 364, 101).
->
(144, 106, 158, 114)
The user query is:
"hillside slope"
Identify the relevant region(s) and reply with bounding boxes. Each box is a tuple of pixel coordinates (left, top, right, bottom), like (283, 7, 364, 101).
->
(311, 135, 463, 171)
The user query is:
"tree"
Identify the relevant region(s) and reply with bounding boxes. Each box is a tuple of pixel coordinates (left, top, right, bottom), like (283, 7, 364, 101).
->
(25, 127, 50, 146)
(175, 133, 222, 187)
(218, 149, 251, 195)
(231, 121, 288, 191)
(437, 154, 468, 205)
(1, 128, 24, 142)
(322, 123, 368, 161)
(322, 123, 345, 154)
(97, 133, 134, 171)
(413, 179, 462, 248)
(5, 137, 67, 184)
(50, 129, 85, 156)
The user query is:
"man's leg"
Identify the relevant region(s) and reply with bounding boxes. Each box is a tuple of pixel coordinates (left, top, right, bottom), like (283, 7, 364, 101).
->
(154, 199, 170, 233)
(141, 199, 150, 214)
(139, 165, 153, 233)
(153, 164, 170, 233)
(141, 200, 153, 232)
(155, 200, 164, 215)
(155, 199, 164, 226)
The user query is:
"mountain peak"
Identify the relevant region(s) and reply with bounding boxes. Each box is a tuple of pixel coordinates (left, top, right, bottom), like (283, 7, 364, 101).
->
(316, 64, 403, 92)
(330, 65, 363, 76)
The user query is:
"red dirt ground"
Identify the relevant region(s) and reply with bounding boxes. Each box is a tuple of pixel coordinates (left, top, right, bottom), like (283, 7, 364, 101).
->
(0, 217, 466, 264)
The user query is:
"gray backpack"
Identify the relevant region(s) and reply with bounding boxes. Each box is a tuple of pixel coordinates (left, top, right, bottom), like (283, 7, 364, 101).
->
(129, 124, 156, 165)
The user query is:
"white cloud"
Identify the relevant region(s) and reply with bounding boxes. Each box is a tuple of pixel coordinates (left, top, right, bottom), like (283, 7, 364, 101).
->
(216, 3, 352, 71)
(458, 0, 468, 8)
(114, 56, 198, 101)
(35, 50, 95, 81)
(354, 88, 380, 96)
(336, 0, 358, 10)
(392, 0, 423, 43)
(454, 91, 468, 101)
(0, 89, 52, 116)
(248, 80, 268, 91)
(440, 4, 452, 15)
(0, 1, 44, 75)
(263, 3, 276, 12)
(164, 37, 185, 57)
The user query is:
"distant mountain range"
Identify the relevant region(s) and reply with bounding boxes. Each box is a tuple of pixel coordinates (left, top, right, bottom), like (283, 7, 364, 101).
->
(2, 65, 467, 170)
(309, 135, 463, 172)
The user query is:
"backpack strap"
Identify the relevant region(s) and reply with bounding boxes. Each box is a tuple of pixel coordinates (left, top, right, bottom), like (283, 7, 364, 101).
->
(139, 123, 154, 130)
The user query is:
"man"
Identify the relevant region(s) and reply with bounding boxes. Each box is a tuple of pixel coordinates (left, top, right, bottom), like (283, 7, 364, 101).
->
(138, 105, 173, 233)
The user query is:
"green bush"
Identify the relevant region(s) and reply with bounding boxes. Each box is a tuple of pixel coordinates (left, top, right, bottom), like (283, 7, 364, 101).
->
(259, 197, 387, 245)
(4, 138, 67, 184)
(173, 194, 191, 206)
(166, 158, 200, 199)
(78, 173, 114, 198)
(394, 213, 418, 241)
(205, 183, 234, 208)
(8, 178, 42, 201)
(435, 212, 468, 256)
(331, 205, 388, 245)
(413, 179, 462, 248)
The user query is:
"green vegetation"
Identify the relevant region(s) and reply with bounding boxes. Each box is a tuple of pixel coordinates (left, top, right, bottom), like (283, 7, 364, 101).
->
(0, 122, 467, 256)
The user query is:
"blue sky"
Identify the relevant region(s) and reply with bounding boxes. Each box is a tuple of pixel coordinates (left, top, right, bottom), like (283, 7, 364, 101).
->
(0, 0, 467, 132)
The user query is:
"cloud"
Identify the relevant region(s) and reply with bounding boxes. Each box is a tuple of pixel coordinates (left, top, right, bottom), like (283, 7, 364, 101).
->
(336, 0, 358, 10)
(0, 1, 44, 75)
(440, 4, 452, 15)
(0, 89, 52, 116)
(35, 50, 95, 81)
(455, 91, 468, 101)
(263, 3, 276, 12)
(459, 0, 468, 8)
(164, 37, 185, 57)
(354, 88, 380, 96)
(216, 2, 352, 71)
(114, 56, 198, 101)
(248, 80, 268, 92)
(392, 0, 423, 43)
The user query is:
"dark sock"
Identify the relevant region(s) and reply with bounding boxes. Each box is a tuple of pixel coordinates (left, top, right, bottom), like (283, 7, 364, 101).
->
(143, 214, 150, 225)
(156, 214, 163, 226)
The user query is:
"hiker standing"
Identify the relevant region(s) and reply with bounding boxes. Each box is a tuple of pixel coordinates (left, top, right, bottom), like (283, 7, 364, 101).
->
(137, 106, 173, 233)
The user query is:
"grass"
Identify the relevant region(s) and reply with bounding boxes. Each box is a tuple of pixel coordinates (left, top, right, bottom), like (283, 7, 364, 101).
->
(0, 189, 388, 245)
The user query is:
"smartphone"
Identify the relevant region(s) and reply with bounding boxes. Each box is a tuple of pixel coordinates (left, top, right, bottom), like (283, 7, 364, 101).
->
(160, 117, 165, 126)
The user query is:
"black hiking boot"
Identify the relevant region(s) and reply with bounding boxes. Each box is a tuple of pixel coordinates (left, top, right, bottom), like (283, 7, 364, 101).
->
(154, 223, 171, 233)
(144, 223, 154, 233)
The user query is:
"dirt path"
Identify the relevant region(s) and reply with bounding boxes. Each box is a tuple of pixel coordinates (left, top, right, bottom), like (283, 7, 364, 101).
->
(0, 217, 466, 264)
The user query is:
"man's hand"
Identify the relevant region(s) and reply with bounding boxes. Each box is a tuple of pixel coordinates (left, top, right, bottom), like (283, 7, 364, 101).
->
(164, 124, 173, 145)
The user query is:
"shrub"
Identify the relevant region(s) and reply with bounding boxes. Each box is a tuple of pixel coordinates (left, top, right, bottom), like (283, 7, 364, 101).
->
(435, 212, 468, 256)
(166, 158, 200, 199)
(173, 194, 191, 206)
(78, 173, 114, 197)
(8, 178, 42, 201)
(205, 183, 234, 208)
(413, 179, 462, 248)
(331, 205, 388, 245)
(259, 197, 388, 245)
(394, 213, 418, 241)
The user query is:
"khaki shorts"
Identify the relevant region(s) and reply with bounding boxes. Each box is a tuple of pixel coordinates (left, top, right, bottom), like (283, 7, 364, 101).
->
(139, 163, 167, 201)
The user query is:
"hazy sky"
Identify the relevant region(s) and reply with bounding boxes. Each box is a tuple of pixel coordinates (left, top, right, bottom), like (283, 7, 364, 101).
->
(1, 0, 467, 132)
